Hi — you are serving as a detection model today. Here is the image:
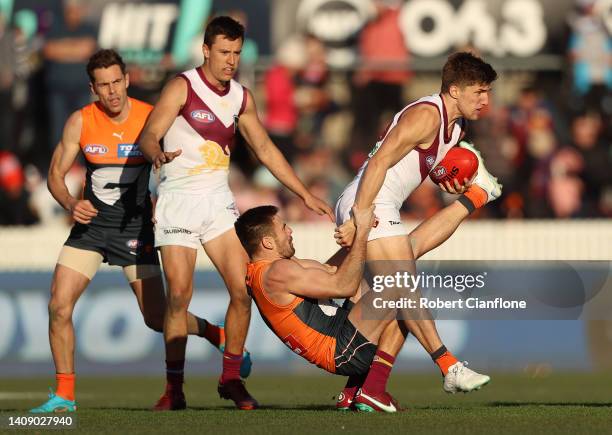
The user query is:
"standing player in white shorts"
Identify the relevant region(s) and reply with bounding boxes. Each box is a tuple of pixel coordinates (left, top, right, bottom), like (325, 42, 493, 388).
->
(139, 16, 333, 410)
(332, 52, 503, 410)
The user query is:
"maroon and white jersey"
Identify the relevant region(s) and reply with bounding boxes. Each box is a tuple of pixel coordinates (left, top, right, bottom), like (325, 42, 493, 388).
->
(159, 67, 247, 194)
(341, 94, 466, 209)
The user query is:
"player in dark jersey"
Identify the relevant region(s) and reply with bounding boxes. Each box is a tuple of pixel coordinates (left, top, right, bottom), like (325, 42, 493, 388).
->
(30, 49, 241, 413)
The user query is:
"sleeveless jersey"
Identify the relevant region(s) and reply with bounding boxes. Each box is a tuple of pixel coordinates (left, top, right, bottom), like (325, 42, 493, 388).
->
(344, 94, 466, 209)
(246, 260, 348, 374)
(159, 67, 247, 194)
(79, 98, 153, 226)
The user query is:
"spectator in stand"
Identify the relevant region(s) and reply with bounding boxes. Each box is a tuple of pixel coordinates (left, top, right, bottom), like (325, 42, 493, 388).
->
(0, 150, 38, 225)
(547, 146, 585, 218)
(508, 86, 560, 217)
(0, 11, 15, 153)
(349, 0, 411, 160)
(43, 0, 96, 147)
(567, 0, 612, 114)
(570, 111, 611, 215)
(293, 34, 337, 152)
(263, 35, 306, 163)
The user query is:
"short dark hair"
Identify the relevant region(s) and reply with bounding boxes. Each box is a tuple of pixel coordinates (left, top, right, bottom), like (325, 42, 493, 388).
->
(441, 52, 497, 93)
(204, 15, 245, 47)
(86, 49, 127, 83)
(234, 205, 278, 257)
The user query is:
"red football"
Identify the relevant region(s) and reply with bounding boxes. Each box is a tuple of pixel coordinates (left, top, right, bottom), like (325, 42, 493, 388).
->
(429, 147, 479, 186)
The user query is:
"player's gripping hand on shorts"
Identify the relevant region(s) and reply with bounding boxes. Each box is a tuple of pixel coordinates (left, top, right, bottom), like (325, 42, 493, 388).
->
(334, 207, 378, 248)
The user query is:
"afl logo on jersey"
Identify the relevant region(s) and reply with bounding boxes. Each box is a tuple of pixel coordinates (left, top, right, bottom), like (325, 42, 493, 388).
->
(425, 155, 436, 168)
(84, 144, 108, 155)
(191, 110, 215, 123)
(126, 239, 144, 249)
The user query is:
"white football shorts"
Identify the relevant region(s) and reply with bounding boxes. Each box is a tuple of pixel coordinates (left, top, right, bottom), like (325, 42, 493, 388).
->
(335, 189, 406, 242)
(154, 190, 239, 249)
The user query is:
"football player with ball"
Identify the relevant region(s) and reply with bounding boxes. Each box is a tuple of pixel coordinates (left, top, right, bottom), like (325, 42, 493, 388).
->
(331, 52, 502, 410)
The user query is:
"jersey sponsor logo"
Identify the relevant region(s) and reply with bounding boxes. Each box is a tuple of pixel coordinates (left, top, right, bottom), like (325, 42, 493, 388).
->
(190, 109, 216, 123)
(112, 131, 124, 140)
(283, 334, 305, 355)
(163, 227, 192, 235)
(388, 220, 401, 226)
(118, 144, 143, 158)
(84, 144, 109, 155)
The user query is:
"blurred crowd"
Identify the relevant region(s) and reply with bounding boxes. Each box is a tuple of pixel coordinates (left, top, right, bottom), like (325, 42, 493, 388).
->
(0, 0, 610, 226)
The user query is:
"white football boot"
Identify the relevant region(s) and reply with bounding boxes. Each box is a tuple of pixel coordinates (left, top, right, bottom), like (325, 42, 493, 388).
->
(443, 361, 491, 393)
(459, 141, 502, 204)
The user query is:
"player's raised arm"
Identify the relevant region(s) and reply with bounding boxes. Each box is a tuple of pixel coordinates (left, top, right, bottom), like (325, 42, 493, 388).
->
(334, 105, 440, 247)
(47, 111, 98, 224)
(138, 77, 186, 169)
(238, 89, 334, 221)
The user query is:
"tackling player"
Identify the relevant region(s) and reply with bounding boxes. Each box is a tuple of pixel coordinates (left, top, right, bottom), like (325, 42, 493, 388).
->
(236, 204, 483, 412)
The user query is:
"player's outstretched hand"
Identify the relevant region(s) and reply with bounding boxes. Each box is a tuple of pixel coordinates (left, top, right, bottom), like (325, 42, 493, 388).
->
(334, 218, 356, 247)
(153, 149, 182, 170)
(69, 199, 98, 224)
(352, 205, 376, 233)
(438, 176, 473, 194)
(303, 194, 335, 222)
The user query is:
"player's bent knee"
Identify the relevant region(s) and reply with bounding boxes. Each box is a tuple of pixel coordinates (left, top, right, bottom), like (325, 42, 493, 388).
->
(228, 292, 252, 309)
(166, 289, 191, 311)
(48, 300, 73, 323)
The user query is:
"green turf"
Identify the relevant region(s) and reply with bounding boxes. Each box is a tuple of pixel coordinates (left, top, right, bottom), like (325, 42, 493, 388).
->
(1, 373, 611, 434)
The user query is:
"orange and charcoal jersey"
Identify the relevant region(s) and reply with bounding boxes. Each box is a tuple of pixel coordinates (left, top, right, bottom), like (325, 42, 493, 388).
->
(246, 260, 349, 374)
(79, 98, 153, 227)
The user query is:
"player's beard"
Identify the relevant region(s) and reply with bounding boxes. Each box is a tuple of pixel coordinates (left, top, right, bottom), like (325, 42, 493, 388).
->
(276, 237, 295, 258)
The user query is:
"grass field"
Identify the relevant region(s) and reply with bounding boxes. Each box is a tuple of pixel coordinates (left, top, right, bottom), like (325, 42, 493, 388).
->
(1, 373, 611, 434)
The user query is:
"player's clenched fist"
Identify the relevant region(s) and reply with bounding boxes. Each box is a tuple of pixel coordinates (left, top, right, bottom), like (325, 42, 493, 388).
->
(68, 199, 98, 224)
(334, 218, 356, 248)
